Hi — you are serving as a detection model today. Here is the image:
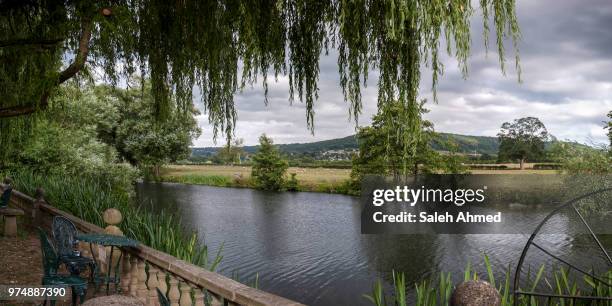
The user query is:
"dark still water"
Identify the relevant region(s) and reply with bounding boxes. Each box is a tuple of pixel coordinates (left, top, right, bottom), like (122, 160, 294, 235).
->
(136, 182, 611, 306)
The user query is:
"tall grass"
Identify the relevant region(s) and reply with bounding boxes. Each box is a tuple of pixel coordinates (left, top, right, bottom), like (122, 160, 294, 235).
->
(162, 174, 235, 187)
(6, 169, 222, 270)
(364, 255, 612, 306)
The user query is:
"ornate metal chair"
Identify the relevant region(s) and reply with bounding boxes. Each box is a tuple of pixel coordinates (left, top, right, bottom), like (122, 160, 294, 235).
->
(0, 186, 11, 207)
(38, 228, 88, 305)
(52, 216, 97, 281)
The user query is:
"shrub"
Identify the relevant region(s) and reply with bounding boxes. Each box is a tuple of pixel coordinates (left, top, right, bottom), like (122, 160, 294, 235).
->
(6, 169, 222, 270)
(251, 134, 288, 191)
(285, 173, 299, 191)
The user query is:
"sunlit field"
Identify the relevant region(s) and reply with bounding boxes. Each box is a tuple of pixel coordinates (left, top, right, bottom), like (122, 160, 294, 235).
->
(163, 164, 557, 183)
(163, 165, 352, 183)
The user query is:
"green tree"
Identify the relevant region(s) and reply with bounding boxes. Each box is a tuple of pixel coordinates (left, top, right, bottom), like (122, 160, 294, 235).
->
(497, 117, 549, 169)
(251, 134, 288, 191)
(351, 100, 452, 184)
(606, 111, 612, 147)
(2, 86, 137, 192)
(94, 82, 201, 177)
(216, 138, 245, 165)
(1, 0, 521, 165)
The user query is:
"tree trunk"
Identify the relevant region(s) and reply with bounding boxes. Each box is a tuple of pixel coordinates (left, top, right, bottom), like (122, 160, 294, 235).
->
(154, 165, 161, 178)
(519, 158, 525, 170)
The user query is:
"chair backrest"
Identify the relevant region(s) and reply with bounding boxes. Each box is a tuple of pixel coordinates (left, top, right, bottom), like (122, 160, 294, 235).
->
(52, 216, 78, 257)
(37, 228, 59, 277)
(0, 187, 11, 207)
(157, 288, 170, 306)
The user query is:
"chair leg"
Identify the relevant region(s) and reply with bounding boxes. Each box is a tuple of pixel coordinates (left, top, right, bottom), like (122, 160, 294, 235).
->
(72, 288, 78, 306)
(80, 287, 87, 304)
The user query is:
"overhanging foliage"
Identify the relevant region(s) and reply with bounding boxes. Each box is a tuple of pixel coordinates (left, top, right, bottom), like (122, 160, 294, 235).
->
(1, 0, 520, 146)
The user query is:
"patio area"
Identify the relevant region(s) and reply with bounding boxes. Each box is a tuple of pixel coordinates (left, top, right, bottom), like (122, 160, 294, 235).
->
(0, 221, 140, 306)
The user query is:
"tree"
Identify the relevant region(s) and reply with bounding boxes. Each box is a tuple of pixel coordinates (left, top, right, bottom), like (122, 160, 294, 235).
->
(93, 81, 201, 177)
(216, 138, 245, 165)
(1, 0, 522, 164)
(251, 134, 288, 191)
(607, 111, 612, 147)
(497, 117, 549, 169)
(351, 99, 453, 184)
(3, 85, 137, 191)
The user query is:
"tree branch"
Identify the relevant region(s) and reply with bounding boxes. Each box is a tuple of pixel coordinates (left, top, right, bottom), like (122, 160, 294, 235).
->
(0, 16, 93, 118)
(0, 38, 63, 48)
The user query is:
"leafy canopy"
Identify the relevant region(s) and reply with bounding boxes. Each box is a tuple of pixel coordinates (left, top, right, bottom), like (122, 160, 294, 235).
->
(251, 134, 288, 191)
(93, 82, 201, 174)
(351, 99, 465, 181)
(1, 0, 521, 144)
(497, 117, 549, 164)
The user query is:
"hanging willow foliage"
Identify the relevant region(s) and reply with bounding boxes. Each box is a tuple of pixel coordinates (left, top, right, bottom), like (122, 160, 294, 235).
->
(0, 0, 520, 151)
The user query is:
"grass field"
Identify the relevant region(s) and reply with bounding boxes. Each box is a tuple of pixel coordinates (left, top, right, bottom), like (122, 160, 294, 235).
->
(162, 165, 352, 183)
(163, 164, 556, 180)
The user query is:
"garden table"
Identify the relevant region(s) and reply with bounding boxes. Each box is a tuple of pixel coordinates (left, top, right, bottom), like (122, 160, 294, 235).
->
(76, 233, 138, 295)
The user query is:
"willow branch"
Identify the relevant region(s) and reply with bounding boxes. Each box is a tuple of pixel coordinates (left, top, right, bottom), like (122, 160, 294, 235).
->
(0, 16, 93, 118)
(0, 38, 63, 48)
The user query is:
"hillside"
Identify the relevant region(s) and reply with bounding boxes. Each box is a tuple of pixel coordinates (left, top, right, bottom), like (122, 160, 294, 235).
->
(191, 133, 500, 156)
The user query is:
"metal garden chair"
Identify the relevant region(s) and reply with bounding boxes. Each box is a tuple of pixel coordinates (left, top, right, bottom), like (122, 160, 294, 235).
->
(38, 228, 88, 305)
(52, 216, 97, 281)
(0, 186, 11, 207)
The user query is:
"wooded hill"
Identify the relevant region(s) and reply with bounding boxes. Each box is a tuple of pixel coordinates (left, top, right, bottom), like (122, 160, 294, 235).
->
(192, 133, 500, 157)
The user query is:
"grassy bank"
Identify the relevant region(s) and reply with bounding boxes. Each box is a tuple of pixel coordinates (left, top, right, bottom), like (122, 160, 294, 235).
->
(161, 165, 357, 195)
(5, 169, 222, 270)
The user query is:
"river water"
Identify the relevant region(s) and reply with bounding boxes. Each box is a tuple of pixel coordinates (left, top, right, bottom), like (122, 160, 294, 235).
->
(136, 182, 610, 305)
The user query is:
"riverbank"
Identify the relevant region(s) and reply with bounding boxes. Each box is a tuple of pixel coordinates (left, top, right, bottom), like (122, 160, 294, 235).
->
(160, 164, 558, 195)
(161, 165, 357, 195)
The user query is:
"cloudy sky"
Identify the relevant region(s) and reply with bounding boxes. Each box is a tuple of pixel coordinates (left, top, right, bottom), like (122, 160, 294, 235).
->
(193, 0, 612, 147)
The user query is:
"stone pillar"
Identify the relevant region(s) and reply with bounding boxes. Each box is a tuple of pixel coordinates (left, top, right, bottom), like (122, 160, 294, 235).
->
(178, 279, 192, 306)
(136, 260, 148, 304)
(32, 188, 45, 225)
(193, 289, 205, 306)
(157, 270, 168, 298)
(147, 265, 160, 306)
(1, 208, 24, 237)
(129, 257, 140, 297)
(120, 253, 132, 293)
(168, 276, 180, 306)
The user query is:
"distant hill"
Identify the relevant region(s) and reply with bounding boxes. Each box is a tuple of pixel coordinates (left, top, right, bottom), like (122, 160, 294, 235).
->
(191, 132, 501, 156)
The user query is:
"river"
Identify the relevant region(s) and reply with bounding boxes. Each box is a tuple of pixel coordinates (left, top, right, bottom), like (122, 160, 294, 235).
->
(136, 182, 610, 305)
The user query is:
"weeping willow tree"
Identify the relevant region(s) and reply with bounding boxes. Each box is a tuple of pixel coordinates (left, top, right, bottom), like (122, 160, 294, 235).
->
(0, 0, 521, 167)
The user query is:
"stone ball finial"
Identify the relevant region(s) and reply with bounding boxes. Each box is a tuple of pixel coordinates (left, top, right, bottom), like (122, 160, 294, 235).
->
(451, 280, 501, 306)
(103, 208, 123, 225)
(35, 188, 45, 200)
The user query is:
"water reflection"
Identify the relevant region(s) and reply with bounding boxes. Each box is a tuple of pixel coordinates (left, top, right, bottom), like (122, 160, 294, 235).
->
(136, 182, 610, 306)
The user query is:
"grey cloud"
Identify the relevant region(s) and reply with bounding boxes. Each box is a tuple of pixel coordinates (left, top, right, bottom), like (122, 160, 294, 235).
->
(194, 0, 612, 147)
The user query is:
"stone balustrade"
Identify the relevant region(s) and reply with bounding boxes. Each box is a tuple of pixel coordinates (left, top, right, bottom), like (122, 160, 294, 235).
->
(1, 184, 305, 306)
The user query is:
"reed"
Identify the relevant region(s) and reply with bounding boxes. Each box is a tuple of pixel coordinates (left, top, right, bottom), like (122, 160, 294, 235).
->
(6, 169, 222, 270)
(365, 255, 612, 306)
